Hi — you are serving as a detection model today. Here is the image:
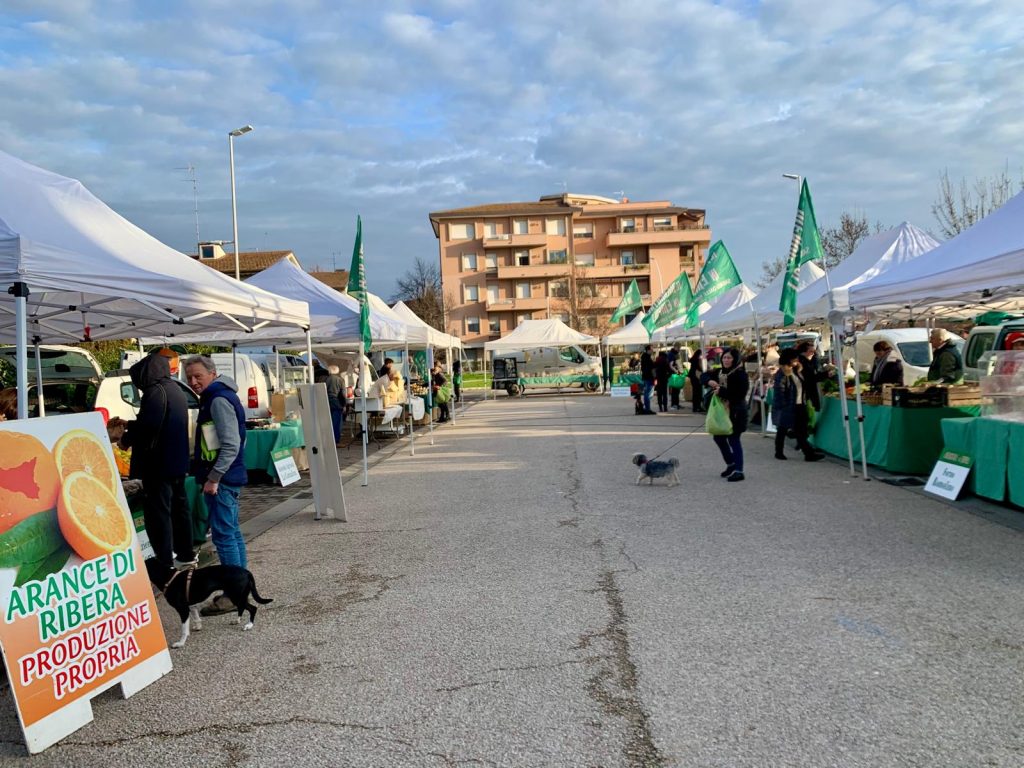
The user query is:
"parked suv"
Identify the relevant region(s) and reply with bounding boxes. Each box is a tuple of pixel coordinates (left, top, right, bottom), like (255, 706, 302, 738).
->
(964, 320, 1024, 381)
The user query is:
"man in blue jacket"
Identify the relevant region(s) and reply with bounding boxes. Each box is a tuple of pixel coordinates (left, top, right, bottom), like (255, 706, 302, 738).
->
(184, 355, 249, 570)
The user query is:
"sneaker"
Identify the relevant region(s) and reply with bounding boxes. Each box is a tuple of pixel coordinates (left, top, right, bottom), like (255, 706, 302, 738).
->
(804, 452, 825, 462)
(775, 453, 787, 460)
(720, 465, 735, 478)
(173, 555, 198, 570)
(200, 596, 235, 617)
(726, 471, 745, 482)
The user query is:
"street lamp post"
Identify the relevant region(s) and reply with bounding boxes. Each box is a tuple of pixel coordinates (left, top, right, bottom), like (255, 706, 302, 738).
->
(228, 125, 254, 280)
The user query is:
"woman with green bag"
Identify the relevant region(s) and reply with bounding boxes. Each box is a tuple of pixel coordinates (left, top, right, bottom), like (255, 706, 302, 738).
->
(771, 349, 824, 462)
(703, 347, 749, 482)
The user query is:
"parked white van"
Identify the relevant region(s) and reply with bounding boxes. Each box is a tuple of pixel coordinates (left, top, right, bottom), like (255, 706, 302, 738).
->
(492, 345, 601, 396)
(207, 352, 272, 419)
(853, 328, 965, 384)
(963, 320, 1024, 381)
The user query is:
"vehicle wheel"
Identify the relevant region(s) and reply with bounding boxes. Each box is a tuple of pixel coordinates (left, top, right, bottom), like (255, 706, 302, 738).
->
(582, 382, 598, 393)
(506, 384, 518, 397)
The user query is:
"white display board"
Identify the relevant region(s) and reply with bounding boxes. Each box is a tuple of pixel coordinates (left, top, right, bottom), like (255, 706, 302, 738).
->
(925, 450, 973, 501)
(296, 384, 347, 521)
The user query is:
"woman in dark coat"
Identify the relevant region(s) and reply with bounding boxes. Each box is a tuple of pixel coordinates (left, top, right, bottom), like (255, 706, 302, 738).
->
(654, 351, 671, 412)
(687, 348, 706, 413)
(869, 341, 903, 388)
(772, 349, 824, 461)
(703, 347, 749, 482)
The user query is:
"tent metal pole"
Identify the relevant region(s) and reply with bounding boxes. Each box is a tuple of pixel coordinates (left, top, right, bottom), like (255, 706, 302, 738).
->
(304, 331, 313, 382)
(752, 312, 764, 435)
(231, 342, 238, 383)
(427, 345, 435, 445)
(851, 339, 870, 480)
(274, 345, 280, 393)
(12, 283, 29, 419)
(360, 350, 369, 486)
(33, 340, 45, 417)
(405, 342, 414, 456)
(831, 326, 857, 477)
(138, 338, 144, 354)
(448, 344, 456, 425)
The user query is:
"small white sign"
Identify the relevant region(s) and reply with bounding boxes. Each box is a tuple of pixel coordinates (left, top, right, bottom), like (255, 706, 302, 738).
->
(272, 449, 301, 487)
(924, 450, 973, 500)
(610, 385, 632, 398)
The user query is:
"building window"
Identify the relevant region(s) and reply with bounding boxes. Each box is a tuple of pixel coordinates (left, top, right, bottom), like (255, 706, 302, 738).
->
(486, 284, 500, 304)
(549, 279, 568, 298)
(488, 317, 501, 333)
(516, 313, 532, 325)
(545, 218, 566, 236)
(554, 312, 570, 323)
(464, 284, 480, 302)
(573, 223, 593, 239)
(653, 216, 672, 230)
(449, 222, 475, 240)
(620, 217, 636, 233)
(582, 315, 598, 329)
(484, 252, 498, 271)
(546, 249, 568, 265)
(575, 253, 595, 267)
(484, 222, 498, 238)
(200, 244, 216, 259)
(466, 316, 480, 334)
(513, 219, 529, 235)
(515, 250, 530, 266)
(462, 253, 478, 271)
(620, 250, 634, 266)
(516, 282, 532, 299)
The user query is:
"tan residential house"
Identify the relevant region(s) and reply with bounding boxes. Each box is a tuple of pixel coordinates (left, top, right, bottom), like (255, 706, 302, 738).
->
(429, 193, 710, 358)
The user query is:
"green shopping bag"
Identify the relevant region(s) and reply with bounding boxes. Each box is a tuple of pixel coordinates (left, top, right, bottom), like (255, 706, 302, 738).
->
(435, 384, 453, 404)
(705, 395, 733, 436)
(806, 401, 818, 432)
(668, 373, 686, 389)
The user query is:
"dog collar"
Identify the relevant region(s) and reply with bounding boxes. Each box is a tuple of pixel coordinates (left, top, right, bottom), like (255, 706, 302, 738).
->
(161, 566, 195, 603)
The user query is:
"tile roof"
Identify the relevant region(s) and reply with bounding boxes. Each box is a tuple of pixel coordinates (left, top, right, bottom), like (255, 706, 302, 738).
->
(193, 250, 297, 275)
(429, 201, 574, 219)
(309, 270, 350, 290)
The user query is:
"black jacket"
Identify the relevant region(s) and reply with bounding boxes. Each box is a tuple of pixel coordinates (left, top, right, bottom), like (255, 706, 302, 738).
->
(870, 356, 903, 387)
(703, 363, 750, 434)
(654, 356, 672, 385)
(640, 352, 655, 382)
(799, 353, 822, 409)
(928, 342, 963, 383)
(124, 354, 190, 479)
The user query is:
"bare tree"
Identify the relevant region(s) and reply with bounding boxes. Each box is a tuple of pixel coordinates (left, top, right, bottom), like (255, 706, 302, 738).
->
(392, 257, 444, 329)
(931, 167, 1023, 238)
(564, 261, 610, 335)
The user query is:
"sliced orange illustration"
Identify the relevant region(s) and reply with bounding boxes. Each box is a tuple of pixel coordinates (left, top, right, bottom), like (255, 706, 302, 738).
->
(53, 429, 119, 495)
(57, 471, 133, 561)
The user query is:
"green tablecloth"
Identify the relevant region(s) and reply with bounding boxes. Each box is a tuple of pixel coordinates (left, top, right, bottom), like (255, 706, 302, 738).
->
(243, 420, 304, 479)
(940, 416, 1024, 507)
(518, 375, 600, 386)
(811, 397, 981, 475)
(618, 373, 642, 385)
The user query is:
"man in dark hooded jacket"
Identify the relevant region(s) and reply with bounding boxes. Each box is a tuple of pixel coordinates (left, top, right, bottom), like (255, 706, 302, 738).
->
(122, 353, 194, 569)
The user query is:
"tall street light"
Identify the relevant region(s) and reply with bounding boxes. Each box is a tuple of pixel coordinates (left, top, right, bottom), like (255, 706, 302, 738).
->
(228, 124, 254, 280)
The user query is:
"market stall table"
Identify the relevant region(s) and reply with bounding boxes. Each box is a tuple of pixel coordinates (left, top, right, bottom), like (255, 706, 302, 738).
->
(517, 374, 600, 388)
(940, 416, 1024, 507)
(811, 397, 981, 475)
(244, 419, 305, 480)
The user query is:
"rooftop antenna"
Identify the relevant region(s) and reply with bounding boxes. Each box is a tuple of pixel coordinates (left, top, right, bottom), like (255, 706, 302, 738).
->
(612, 190, 625, 200)
(176, 164, 200, 253)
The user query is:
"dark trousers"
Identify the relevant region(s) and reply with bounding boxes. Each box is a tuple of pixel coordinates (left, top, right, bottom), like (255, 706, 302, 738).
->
(775, 407, 814, 456)
(655, 382, 669, 411)
(713, 434, 744, 472)
(330, 403, 343, 443)
(143, 475, 194, 567)
(670, 387, 681, 408)
(689, 379, 703, 411)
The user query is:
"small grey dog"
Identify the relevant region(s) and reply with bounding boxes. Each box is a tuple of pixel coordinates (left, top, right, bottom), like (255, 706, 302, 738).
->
(632, 453, 680, 487)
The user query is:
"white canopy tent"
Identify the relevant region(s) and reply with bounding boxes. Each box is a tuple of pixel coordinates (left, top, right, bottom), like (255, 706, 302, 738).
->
(0, 150, 310, 417)
(603, 311, 649, 346)
(654, 283, 758, 343)
(705, 261, 825, 334)
(484, 319, 599, 351)
(847, 191, 1024, 313)
(390, 301, 460, 349)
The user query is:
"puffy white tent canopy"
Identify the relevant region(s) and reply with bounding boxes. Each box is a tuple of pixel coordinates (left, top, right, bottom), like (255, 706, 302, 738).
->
(143, 258, 405, 347)
(484, 319, 598, 351)
(705, 261, 825, 334)
(0, 150, 309, 344)
(603, 312, 649, 346)
(777, 222, 940, 324)
(390, 301, 460, 349)
(848, 191, 1024, 311)
(654, 283, 758, 342)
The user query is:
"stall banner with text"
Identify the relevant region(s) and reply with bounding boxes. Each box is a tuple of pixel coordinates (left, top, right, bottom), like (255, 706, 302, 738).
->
(925, 450, 973, 501)
(0, 413, 170, 753)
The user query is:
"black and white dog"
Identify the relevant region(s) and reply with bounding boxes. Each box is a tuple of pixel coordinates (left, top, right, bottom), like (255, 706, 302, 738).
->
(632, 453, 680, 487)
(145, 558, 273, 648)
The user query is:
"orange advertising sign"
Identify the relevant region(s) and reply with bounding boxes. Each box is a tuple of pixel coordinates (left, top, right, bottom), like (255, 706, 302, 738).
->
(0, 413, 171, 754)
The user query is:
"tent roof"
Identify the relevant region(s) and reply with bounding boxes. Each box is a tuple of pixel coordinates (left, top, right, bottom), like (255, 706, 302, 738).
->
(654, 284, 758, 342)
(704, 261, 825, 334)
(849, 191, 1024, 310)
(143, 258, 405, 347)
(390, 301, 460, 348)
(0, 150, 309, 344)
(603, 311, 649, 345)
(484, 319, 599, 351)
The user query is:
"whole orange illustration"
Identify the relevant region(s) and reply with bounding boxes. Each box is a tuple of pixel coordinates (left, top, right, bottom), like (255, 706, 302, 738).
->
(0, 432, 61, 533)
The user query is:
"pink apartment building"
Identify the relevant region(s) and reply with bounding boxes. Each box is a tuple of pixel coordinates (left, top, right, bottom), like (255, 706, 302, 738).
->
(428, 193, 711, 359)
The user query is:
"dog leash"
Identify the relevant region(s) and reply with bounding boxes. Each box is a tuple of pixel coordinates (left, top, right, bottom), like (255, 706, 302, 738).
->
(161, 566, 196, 604)
(647, 418, 711, 463)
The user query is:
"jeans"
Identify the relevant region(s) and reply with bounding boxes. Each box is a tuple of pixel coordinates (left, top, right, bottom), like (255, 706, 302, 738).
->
(713, 434, 744, 473)
(642, 381, 653, 412)
(143, 476, 194, 567)
(205, 482, 247, 568)
(330, 404, 343, 443)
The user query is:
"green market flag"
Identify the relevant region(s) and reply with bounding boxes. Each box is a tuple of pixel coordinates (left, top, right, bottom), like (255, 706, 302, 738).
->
(642, 272, 694, 334)
(685, 240, 742, 327)
(610, 279, 643, 324)
(347, 215, 372, 353)
(779, 179, 824, 326)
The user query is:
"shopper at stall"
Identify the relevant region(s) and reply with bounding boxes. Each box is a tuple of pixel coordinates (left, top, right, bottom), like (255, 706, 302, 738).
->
(869, 341, 904, 388)
(688, 348, 706, 413)
(378, 357, 395, 380)
(452, 360, 463, 403)
(668, 343, 684, 410)
(771, 349, 824, 462)
(795, 340, 822, 411)
(0, 387, 18, 420)
(431, 363, 450, 423)
(640, 345, 656, 414)
(654, 350, 671, 413)
(325, 364, 346, 444)
(185, 355, 249, 574)
(123, 353, 194, 570)
(704, 347, 749, 482)
(927, 329, 964, 383)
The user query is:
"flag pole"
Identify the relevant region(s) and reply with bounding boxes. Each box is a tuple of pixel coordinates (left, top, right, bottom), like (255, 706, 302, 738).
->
(405, 342, 415, 456)
(830, 326, 856, 477)
(851, 337, 869, 480)
(360, 354, 369, 485)
(448, 343, 456, 425)
(427, 345, 435, 445)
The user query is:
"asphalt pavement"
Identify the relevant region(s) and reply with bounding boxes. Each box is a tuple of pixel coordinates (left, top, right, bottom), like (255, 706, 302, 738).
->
(1, 391, 1022, 767)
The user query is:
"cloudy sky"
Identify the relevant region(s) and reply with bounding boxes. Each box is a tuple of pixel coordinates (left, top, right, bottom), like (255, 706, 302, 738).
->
(1, 0, 1022, 296)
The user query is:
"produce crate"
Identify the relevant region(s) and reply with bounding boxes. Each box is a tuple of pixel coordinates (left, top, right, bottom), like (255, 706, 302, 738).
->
(882, 383, 982, 408)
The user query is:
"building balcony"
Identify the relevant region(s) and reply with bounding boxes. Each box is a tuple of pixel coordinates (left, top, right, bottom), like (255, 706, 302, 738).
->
(497, 262, 571, 280)
(606, 225, 711, 248)
(482, 232, 548, 249)
(576, 263, 651, 279)
(485, 296, 549, 312)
